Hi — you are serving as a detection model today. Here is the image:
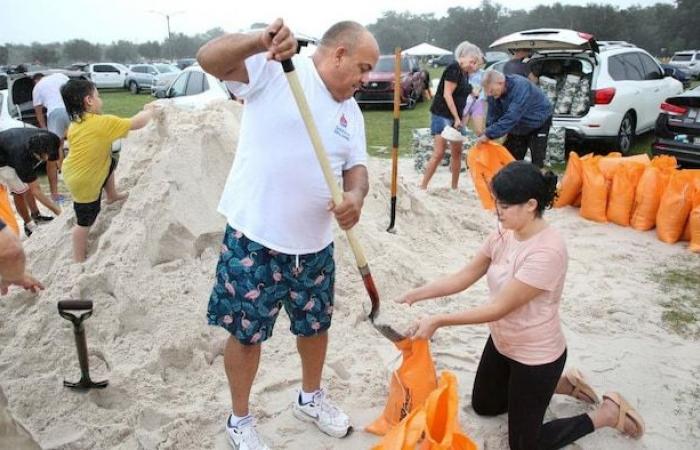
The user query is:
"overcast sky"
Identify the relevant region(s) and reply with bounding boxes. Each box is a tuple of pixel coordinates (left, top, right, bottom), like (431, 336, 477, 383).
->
(0, 0, 675, 45)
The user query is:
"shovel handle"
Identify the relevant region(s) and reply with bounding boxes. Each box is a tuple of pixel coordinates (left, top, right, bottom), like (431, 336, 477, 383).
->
(58, 300, 93, 312)
(280, 59, 368, 268)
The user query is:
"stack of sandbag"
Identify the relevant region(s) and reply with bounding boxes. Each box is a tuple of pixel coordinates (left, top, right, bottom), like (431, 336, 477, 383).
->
(545, 126, 566, 165)
(570, 78, 591, 116)
(555, 152, 700, 252)
(539, 75, 558, 106)
(412, 128, 478, 173)
(554, 74, 581, 115)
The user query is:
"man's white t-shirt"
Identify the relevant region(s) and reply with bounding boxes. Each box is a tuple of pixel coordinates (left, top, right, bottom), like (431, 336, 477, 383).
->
(32, 73, 69, 114)
(221, 54, 367, 255)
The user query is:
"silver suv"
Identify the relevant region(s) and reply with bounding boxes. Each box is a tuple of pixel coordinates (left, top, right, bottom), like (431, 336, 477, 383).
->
(125, 63, 180, 95)
(669, 50, 700, 79)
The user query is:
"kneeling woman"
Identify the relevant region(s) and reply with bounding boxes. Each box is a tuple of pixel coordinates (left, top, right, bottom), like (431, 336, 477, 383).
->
(397, 161, 644, 449)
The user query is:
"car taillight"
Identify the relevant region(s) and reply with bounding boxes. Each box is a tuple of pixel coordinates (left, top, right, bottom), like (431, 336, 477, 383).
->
(577, 32, 593, 41)
(593, 87, 615, 105)
(660, 102, 688, 116)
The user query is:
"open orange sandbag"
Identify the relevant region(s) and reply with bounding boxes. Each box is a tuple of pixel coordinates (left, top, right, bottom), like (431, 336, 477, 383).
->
(657, 171, 700, 243)
(630, 166, 673, 231)
(366, 339, 438, 436)
(651, 154, 678, 170)
(0, 185, 19, 236)
(580, 156, 608, 222)
(372, 404, 427, 450)
(467, 142, 514, 210)
(419, 371, 477, 450)
(690, 178, 700, 252)
(599, 153, 650, 180)
(554, 151, 584, 208)
(608, 162, 646, 227)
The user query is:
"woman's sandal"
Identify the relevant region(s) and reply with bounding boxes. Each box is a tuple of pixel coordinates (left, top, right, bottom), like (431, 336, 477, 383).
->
(564, 368, 600, 404)
(602, 392, 645, 439)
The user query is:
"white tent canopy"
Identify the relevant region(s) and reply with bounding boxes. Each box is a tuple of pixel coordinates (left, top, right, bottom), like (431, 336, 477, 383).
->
(402, 43, 452, 56)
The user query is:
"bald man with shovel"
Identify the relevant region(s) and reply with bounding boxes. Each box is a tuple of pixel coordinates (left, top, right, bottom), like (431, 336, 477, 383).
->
(198, 18, 379, 450)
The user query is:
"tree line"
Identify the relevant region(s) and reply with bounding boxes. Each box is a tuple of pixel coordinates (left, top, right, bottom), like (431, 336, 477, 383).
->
(368, 0, 698, 57)
(2, 1, 698, 67)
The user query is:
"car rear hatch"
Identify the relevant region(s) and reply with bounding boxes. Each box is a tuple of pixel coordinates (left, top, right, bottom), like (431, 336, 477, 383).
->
(489, 28, 599, 54)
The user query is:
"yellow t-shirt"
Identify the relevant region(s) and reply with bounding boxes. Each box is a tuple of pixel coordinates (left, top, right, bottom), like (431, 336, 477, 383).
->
(63, 114, 131, 203)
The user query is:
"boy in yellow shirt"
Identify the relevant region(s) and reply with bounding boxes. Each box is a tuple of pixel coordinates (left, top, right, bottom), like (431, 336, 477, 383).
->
(60, 80, 157, 262)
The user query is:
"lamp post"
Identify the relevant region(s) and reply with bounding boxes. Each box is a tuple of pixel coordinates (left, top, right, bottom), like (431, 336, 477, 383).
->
(149, 10, 183, 61)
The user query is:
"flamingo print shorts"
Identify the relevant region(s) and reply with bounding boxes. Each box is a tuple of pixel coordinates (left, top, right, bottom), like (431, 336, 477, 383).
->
(207, 226, 335, 345)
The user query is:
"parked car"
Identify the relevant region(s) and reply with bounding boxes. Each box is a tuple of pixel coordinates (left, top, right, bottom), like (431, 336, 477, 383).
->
(125, 63, 180, 95)
(1, 70, 89, 132)
(68, 62, 129, 89)
(153, 66, 231, 108)
(489, 29, 684, 154)
(430, 54, 455, 68)
(354, 55, 426, 109)
(660, 63, 692, 90)
(652, 85, 700, 167)
(668, 50, 700, 79)
(176, 58, 197, 70)
(484, 51, 509, 68)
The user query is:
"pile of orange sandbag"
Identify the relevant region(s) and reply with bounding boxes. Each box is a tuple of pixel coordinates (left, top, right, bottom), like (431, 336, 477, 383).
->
(555, 152, 700, 253)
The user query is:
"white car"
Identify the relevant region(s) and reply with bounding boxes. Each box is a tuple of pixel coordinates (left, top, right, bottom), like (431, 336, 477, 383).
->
(153, 66, 231, 108)
(668, 50, 700, 79)
(69, 62, 128, 89)
(489, 29, 683, 154)
(125, 63, 181, 95)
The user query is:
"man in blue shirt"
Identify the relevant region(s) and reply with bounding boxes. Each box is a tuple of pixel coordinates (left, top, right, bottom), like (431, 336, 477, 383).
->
(477, 70, 552, 167)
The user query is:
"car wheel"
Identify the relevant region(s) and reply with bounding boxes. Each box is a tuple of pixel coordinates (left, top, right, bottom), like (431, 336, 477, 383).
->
(617, 112, 635, 155)
(129, 81, 139, 95)
(405, 94, 417, 110)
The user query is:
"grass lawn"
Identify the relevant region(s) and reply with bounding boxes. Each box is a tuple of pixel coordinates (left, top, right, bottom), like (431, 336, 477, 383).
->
(99, 89, 152, 117)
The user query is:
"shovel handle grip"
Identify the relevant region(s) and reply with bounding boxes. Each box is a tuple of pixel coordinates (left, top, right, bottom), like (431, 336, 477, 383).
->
(280, 57, 368, 268)
(58, 300, 93, 312)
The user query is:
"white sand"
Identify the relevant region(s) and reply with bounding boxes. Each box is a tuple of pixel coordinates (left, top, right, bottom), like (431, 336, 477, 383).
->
(1, 100, 698, 450)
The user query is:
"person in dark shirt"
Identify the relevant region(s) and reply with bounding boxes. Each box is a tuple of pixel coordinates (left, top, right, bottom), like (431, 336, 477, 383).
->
(478, 70, 552, 168)
(421, 41, 481, 191)
(0, 128, 62, 236)
(503, 48, 539, 83)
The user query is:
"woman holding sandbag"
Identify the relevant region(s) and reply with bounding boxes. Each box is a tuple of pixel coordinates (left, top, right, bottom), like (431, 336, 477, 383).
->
(396, 161, 644, 450)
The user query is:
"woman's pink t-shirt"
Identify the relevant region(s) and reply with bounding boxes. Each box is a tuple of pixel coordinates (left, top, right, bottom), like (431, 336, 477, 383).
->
(479, 226, 568, 365)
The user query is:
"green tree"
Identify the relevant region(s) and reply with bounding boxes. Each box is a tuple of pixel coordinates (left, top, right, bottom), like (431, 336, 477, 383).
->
(63, 39, 102, 62)
(105, 40, 138, 63)
(0, 45, 8, 65)
(30, 42, 59, 65)
(138, 41, 161, 60)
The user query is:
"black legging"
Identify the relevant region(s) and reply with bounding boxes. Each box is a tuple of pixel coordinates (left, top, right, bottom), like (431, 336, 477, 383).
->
(504, 116, 553, 168)
(472, 337, 595, 450)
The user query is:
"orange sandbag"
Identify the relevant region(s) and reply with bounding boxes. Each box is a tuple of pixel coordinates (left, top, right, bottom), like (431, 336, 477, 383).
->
(651, 155, 678, 170)
(630, 166, 673, 231)
(607, 162, 646, 226)
(419, 372, 477, 450)
(0, 185, 19, 236)
(690, 178, 700, 252)
(366, 339, 438, 436)
(467, 142, 515, 210)
(580, 157, 608, 222)
(554, 152, 583, 208)
(657, 171, 696, 243)
(372, 405, 427, 450)
(599, 153, 650, 180)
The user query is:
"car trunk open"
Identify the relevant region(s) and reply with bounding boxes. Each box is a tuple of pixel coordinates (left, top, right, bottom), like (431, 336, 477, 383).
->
(8, 76, 39, 127)
(530, 56, 595, 119)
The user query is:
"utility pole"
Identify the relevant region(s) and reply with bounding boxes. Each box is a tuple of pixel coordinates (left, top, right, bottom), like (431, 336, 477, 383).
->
(149, 10, 183, 61)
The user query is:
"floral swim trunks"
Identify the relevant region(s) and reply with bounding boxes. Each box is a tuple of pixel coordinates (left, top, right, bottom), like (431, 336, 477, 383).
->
(207, 226, 335, 345)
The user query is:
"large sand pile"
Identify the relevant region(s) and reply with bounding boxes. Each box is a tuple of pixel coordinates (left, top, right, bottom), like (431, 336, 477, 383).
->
(1, 100, 698, 450)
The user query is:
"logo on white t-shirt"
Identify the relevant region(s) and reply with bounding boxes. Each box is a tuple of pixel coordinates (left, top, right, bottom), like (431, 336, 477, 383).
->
(334, 114, 350, 141)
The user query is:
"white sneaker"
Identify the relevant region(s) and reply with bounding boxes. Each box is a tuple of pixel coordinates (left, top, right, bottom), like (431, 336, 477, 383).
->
(292, 388, 352, 438)
(226, 415, 270, 450)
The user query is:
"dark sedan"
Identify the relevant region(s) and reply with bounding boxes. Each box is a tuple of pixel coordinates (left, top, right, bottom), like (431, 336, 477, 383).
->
(653, 85, 700, 167)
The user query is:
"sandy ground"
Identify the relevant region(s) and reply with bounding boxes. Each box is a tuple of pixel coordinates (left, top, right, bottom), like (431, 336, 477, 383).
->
(1, 100, 698, 450)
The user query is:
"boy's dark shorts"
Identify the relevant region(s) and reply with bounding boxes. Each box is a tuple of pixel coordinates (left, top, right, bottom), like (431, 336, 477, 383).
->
(72, 158, 116, 227)
(207, 226, 335, 345)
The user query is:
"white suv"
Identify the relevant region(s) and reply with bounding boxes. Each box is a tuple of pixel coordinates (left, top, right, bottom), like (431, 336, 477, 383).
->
(668, 50, 700, 79)
(489, 29, 683, 154)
